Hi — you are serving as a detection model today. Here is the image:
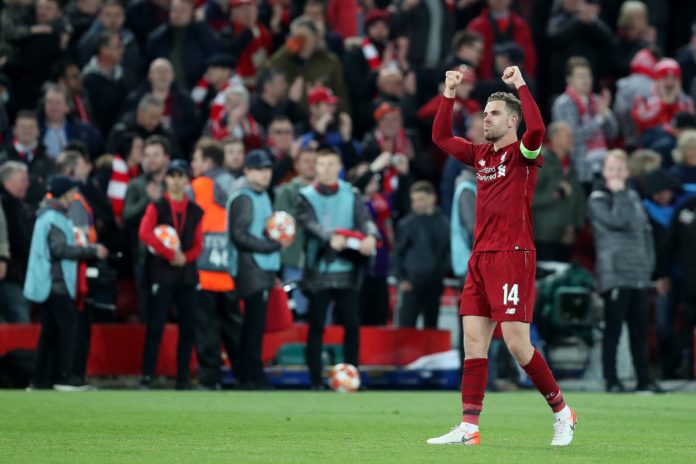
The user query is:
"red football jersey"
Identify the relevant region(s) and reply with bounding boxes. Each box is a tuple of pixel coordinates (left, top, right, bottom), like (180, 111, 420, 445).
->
(433, 87, 545, 252)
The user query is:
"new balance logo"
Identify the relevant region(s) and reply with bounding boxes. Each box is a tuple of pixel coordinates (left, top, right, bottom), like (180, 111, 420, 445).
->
(505, 308, 517, 315)
(478, 159, 485, 166)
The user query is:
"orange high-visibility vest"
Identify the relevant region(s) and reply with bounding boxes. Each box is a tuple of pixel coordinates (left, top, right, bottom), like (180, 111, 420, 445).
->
(191, 175, 235, 292)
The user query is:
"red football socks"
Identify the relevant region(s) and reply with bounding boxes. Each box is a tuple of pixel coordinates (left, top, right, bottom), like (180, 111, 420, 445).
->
(522, 350, 567, 413)
(461, 358, 488, 425)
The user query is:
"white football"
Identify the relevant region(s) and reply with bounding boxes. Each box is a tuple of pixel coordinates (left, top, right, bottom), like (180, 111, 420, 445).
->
(329, 363, 361, 393)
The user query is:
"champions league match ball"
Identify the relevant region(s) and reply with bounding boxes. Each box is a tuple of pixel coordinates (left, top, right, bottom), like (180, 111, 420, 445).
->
(329, 363, 361, 393)
(265, 211, 296, 243)
(148, 224, 181, 254)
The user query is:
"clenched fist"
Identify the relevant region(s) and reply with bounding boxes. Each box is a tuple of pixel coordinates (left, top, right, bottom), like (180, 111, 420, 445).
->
(502, 66, 526, 89)
(443, 66, 467, 97)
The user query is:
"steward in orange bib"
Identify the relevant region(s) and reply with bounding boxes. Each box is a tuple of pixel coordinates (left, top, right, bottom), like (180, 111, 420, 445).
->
(189, 143, 242, 389)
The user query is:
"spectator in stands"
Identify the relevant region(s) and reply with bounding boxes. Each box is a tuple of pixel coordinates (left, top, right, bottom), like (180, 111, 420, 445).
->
(82, 31, 132, 137)
(348, 161, 394, 326)
(191, 54, 242, 123)
(373, 67, 419, 130)
(614, 1, 655, 79)
(227, 150, 288, 389)
(222, 136, 245, 178)
(0, 162, 33, 323)
(676, 22, 696, 98)
(0, 202, 8, 290)
(139, 159, 203, 390)
(188, 143, 241, 390)
(641, 168, 684, 378)
(670, 130, 696, 193)
(302, 0, 344, 59)
(343, 8, 394, 136)
(264, 16, 349, 113)
(0, 0, 35, 68)
(297, 86, 360, 169)
(393, 0, 455, 88)
(123, 135, 170, 315)
(190, 138, 235, 193)
(587, 150, 662, 393)
(441, 30, 485, 77)
(546, 0, 614, 96)
(393, 181, 449, 328)
(532, 122, 585, 262)
(656, 183, 696, 380)
(468, 0, 536, 80)
(0, 110, 54, 209)
(54, 60, 95, 125)
(146, 0, 220, 89)
(264, 115, 297, 186)
(39, 84, 103, 159)
(274, 146, 317, 320)
(220, 0, 273, 87)
(613, 48, 660, 150)
(250, 68, 304, 130)
(207, 85, 264, 150)
(552, 57, 618, 190)
(78, 0, 142, 79)
(107, 94, 177, 157)
(25, 175, 108, 390)
(106, 133, 143, 224)
(297, 147, 378, 389)
(124, 58, 200, 156)
(4, 0, 71, 112)
(126, 0, 170, 54)
(632, 59, 695, 167)
(65, 0, 101, 54)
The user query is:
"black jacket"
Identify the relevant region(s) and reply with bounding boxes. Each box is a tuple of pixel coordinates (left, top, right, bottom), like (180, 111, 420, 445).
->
(657, 195, 696, 298)
(227, 177, 281, 299)
(145, 22, 220, 89)
(0, 187, 35, 284)
(0, 144, 54, 209)
(38, 115, 104, 160)
(392, 211, 450, 282)
(106, 112, 179, 158)
(124, 81, 201, 155)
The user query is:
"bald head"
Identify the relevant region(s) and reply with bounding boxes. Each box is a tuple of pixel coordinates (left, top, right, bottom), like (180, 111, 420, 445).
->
(148, 58, 174, 93)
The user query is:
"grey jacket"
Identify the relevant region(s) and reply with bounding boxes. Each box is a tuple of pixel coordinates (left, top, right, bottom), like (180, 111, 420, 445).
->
(228, 177, 281, 299)
(551, 93, 619, 183)
(296, 183, 379, 292)
(587, 187, 655, 293)
(613, 74, 653, 148)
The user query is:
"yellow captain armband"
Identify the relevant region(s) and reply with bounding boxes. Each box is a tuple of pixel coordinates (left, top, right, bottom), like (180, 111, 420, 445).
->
(520, 142, 542, 159)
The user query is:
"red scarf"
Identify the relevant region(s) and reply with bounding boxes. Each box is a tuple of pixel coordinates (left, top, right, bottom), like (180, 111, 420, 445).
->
(362, 37, 381, 71)
(13, 138, 37, 162)
(73, 94, 90, 123)
(564, 85, 607, 151)
(374, 129, 409, 194)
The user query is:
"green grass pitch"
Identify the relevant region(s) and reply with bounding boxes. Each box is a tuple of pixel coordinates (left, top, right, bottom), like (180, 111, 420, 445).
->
(1, 390, 695, 463)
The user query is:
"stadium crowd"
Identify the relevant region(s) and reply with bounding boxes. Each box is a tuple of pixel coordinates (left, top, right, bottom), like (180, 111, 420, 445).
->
(0, 0, 695, 391)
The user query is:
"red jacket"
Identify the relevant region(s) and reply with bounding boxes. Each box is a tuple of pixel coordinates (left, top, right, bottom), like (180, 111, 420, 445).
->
(631, 90, 695, 135)
(467, 9, 536, 80)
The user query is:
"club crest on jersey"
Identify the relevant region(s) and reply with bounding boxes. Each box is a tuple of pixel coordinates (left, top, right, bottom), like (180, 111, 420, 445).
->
(497, 164, 506, 177)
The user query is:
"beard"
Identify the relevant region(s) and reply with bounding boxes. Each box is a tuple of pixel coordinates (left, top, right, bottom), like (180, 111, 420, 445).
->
(483, 126, 505, 142)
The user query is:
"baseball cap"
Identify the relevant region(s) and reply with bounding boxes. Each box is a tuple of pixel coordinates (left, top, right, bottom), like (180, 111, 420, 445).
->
(655, 58, 681, 79)
(373, 101, 401, 122)
(244, 149, 273, 169)
(166, 159, 190, 177)
(364, 9, 389, 28)
(48, 175, 79, 198)
(307, 86, 338, 105)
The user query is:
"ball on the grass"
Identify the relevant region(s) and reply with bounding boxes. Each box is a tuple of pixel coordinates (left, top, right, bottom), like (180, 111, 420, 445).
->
(148, 224, 181, 254)
(266, 211, 296, 243)
(329, 363, 361, 393)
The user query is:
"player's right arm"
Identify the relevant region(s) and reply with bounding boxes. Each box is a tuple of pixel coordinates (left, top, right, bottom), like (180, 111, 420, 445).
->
(431, 69, 476, 165)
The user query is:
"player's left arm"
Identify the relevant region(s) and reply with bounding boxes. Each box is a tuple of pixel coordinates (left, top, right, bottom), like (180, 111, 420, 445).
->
(502, 66, 545, 162)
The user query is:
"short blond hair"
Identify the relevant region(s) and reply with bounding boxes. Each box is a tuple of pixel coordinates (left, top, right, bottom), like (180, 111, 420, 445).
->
(617, 1, 647, 30)
(628, 149, 661, 177)
(672, 130, 696, 164)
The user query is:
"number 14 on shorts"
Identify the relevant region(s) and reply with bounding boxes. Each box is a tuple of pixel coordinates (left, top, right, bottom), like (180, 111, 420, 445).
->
(502, 283, 519, 306)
